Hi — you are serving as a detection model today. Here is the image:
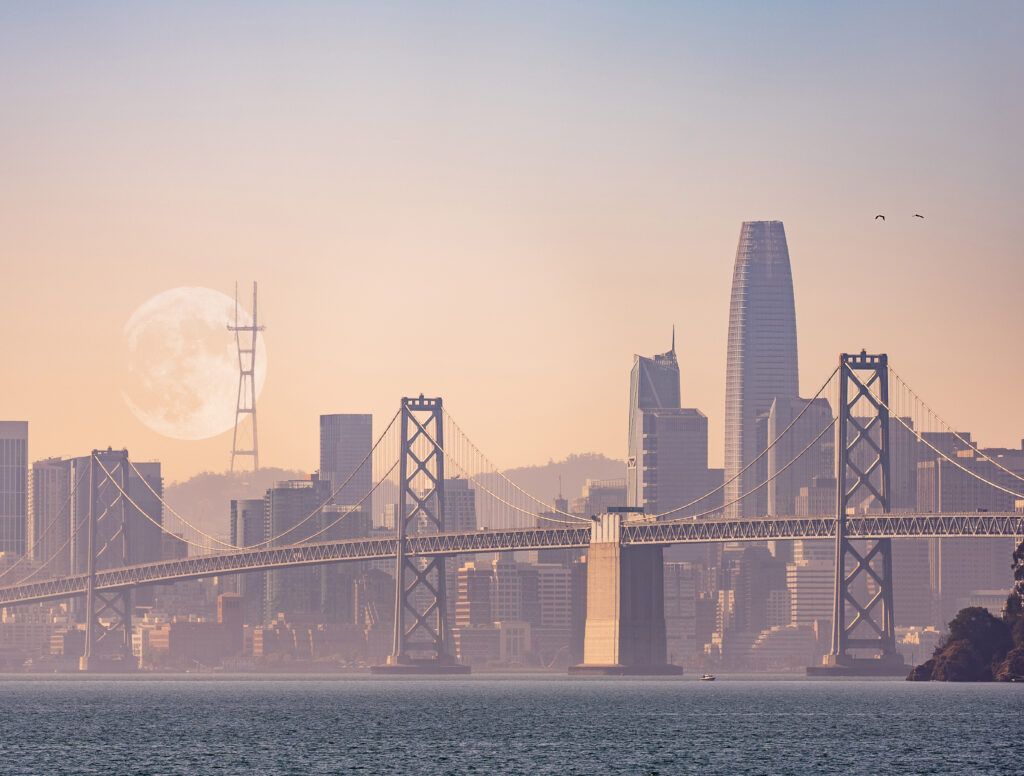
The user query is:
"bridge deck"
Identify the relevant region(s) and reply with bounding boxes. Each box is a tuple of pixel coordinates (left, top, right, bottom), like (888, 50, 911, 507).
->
(0, 513, 1020, 608)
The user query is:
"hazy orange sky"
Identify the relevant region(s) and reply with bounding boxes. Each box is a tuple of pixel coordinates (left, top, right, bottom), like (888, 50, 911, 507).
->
(2, 2, 1022, 484)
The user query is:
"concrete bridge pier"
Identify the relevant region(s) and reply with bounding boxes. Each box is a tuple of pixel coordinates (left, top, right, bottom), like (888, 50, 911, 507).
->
(569, 514, 682, 676)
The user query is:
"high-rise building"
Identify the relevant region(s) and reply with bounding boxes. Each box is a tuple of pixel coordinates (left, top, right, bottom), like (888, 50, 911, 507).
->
(627, 338, 681, 508)
(0, 422, 28, 556)
(570, 479, 627, 518)
(766, 398, 832, 516)
(786, 540, 834, 630)
(319, 414, 372, 507)
(664, 562, 698, 664)
(724, 221, 799, 519)
(455, 561, 493, 627)
(444, 478, 477, 533)
(263, 475, 333, 622)
(31, 457, 72, 576)
(231, 498, 268, 625)
(634, 408, 710, 518)
(30, 451, 163, 580)
(918, 446, 1022, 626)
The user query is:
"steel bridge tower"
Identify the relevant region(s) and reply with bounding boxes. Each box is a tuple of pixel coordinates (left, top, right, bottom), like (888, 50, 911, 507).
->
(373, 396, 468, 674)
(79, 449, 134, 672)
(811, 351, 908, 676)
(229, 281, 264, 472)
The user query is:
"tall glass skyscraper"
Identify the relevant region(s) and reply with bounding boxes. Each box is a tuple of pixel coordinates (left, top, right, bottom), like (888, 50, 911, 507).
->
(627, 336, 680, 508)
(319, 414, 372, 507)
(724, 221, 799, 518)
(0, 421, 28, 556)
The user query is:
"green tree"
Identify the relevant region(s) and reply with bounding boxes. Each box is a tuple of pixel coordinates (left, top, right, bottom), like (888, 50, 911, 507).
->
(1004, 539, 1024, 645)
(940, 606, 1012, 664)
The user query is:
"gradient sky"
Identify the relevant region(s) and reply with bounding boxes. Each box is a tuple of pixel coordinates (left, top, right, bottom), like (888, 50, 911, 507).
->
(2, 1, 1022, 484)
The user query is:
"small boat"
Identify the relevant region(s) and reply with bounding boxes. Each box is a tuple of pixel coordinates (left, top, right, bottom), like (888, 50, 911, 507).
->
(700, 673, 716, 681)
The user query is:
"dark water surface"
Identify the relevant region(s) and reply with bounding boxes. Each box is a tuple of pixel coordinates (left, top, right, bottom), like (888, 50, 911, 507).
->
(0, 675, 1020, 775)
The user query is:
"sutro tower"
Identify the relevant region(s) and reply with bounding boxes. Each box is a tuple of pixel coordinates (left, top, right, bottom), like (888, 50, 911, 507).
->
(228, 281, 265, 472)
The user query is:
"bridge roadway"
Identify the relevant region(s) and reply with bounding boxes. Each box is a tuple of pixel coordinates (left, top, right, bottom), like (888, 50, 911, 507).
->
(1, 513, 1021, 608)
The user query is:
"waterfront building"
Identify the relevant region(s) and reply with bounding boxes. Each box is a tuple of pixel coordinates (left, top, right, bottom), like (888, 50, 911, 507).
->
(918, 446, 1023, 625)
(664, 562, 698, 665)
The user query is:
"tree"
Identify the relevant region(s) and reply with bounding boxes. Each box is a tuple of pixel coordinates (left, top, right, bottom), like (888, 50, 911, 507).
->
(1004, 539, 1024, 645)
(941, 606, 1012, 664)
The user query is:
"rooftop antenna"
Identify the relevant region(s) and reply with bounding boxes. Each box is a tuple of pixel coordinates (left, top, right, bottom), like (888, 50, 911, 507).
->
(228, 281, 265, 472)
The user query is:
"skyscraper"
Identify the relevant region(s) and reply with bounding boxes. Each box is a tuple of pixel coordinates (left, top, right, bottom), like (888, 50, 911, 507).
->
(766, 397, 833, 517)
(627, 337, 680, 508)
(0, 422, 28, 556)
(319, 414, 372, 507)
(724, 221, 799, 518)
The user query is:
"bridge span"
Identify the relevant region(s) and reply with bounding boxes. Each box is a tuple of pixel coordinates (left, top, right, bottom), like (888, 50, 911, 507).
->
(2, 512, 1020, 609)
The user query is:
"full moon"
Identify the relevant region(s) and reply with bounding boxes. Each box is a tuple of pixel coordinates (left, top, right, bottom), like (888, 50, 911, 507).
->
(122, 287, 268, 440)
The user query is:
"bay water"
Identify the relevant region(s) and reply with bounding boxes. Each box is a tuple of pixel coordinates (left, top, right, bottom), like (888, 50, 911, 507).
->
(0, 675, 1019, 775)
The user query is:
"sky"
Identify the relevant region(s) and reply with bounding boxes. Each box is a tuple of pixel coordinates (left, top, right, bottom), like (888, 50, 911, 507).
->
(1, 1, 1022, 484)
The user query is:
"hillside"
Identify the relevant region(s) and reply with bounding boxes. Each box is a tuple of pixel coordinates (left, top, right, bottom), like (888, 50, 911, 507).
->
(158, 454, 624, 542)
(163, 467, 306, 541)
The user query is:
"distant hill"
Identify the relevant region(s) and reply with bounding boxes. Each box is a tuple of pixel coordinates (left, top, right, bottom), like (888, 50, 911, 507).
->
(163, 467, 305, 542)
(486, 453, 626, 505)
(159, 455, 624, 543)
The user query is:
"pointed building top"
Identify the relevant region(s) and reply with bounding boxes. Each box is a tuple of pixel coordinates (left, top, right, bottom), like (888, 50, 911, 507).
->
(671, 324, 675, 354)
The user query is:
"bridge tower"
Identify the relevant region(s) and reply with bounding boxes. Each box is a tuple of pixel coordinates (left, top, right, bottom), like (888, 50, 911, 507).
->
(373, 396, 469, 674)
(811, 351, 908, 676)
(79, 449, 135, 672)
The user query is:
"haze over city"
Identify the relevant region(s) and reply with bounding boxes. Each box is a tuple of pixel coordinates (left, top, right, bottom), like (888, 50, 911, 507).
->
(3, 2, 1023, 482)
(2, 4, 1024, 775)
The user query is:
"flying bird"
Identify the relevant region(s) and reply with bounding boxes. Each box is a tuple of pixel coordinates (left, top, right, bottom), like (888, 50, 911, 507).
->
(875, 214, 885, 220)
(913, 214, 925, 218)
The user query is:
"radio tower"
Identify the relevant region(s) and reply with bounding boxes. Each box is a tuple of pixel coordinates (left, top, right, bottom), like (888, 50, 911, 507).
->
(229, 281, 265, 472)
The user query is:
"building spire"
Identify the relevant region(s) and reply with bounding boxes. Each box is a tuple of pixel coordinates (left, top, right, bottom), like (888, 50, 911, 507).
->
(671, 324, 675, 353)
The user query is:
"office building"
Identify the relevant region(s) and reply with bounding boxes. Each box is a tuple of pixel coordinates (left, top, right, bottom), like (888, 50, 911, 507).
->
(263, 475, 333, 622)
(571, 479, 626, 519)
(319, 414, 372, 507)
(231, 498, 268, 625)
(766, 398, 832, 516)
(627, 336, 681, 508)
(0, 422, 28, 556)
(724, 221, 799, 518)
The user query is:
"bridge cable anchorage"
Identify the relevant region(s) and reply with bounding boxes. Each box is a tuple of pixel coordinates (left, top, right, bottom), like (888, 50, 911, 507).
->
(651, 365, 840, 520)
(436, 441, 590, 526)
(890, 365, 1024, 487)
(0, 461, 91, 585)
(658, 418, 837, 523)
(442, 408, 588, 523)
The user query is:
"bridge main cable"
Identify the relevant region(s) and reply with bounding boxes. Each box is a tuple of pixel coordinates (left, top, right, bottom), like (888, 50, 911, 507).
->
(651, 365, 839, 520)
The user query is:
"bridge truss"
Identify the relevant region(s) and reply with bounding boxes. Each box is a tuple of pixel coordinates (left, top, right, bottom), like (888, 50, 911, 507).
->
(2, 514, 1019, 610)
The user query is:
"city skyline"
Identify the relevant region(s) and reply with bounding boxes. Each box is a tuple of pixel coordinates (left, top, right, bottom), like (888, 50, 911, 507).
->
(2, 3, 1023, 482)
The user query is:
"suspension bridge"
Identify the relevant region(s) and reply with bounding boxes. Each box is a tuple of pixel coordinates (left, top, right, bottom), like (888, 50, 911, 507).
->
(1, 353, 1022, 674)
